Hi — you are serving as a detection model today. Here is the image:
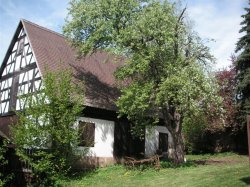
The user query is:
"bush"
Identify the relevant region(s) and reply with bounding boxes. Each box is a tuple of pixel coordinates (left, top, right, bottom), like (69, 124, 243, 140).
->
(0, 140, 13, 187)
(160, 160, 196, 169)
(11, 69, 85, 186)
(182, 112, 207, 154)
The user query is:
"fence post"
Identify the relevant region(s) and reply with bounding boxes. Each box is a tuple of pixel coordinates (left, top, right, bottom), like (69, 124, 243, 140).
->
(247, 115, 250, 165)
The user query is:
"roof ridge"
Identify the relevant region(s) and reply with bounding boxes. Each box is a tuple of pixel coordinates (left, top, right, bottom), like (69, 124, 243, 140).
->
(21, 19, 65, 38)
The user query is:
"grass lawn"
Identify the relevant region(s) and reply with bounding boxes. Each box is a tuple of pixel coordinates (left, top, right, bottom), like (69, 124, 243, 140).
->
(57, 153, 250, 187)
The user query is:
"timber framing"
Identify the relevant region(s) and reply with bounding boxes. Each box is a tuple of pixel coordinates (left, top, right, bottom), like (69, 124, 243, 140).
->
(0, 20, 42, 115)
(0, 18, 122, 140)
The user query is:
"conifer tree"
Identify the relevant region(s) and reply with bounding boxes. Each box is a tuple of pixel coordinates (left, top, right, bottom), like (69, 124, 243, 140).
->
(236, 1, 250, 117)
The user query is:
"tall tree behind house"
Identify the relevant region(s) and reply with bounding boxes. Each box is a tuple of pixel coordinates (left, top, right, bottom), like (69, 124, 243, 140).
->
(236, 1, 250, 119)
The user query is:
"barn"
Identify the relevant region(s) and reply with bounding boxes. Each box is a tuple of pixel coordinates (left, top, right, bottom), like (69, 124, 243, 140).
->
(0, 19, 169, 168)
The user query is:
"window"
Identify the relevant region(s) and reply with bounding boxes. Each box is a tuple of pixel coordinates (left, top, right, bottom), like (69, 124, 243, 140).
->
(16, 38, 25, 56)
(78, 121, 95, 147)
(159, 133, 168, 152)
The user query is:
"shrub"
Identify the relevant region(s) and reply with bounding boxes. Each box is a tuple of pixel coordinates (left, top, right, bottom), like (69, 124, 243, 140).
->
(11, 68, 85, 186)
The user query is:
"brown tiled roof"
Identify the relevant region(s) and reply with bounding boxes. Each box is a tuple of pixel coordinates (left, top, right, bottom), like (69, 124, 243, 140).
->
(22, 19, 122, 111)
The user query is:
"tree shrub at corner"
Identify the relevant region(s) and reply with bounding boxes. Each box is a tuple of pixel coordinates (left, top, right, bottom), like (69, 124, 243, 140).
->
(64, 0, 221, 163)
(11, 69, 84, 186)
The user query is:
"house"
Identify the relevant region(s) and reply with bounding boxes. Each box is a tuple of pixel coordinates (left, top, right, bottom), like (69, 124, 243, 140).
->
(0, 19, 169, 168)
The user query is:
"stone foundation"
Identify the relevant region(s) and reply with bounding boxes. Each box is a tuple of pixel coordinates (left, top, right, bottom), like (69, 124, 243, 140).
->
(74, 156, 116, 170)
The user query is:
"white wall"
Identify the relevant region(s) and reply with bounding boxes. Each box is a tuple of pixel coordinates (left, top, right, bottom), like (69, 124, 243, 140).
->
(145, 126, 169, 157)
(77, 117, 115, 158)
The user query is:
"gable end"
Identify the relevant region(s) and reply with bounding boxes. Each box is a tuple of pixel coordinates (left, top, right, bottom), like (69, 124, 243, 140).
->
(0, 21, 42, 115)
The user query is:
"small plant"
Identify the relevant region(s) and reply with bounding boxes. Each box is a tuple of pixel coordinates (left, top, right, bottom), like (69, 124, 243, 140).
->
(160, 157, 196, 169)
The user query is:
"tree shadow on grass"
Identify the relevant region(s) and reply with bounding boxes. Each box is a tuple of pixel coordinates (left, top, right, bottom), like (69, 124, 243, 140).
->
(240, 177, 250, 185)
(124, 157, 198, 171)
(192, 160, 221, 165)
(192, 159, 242, 165)
(61, 168, 98, 183)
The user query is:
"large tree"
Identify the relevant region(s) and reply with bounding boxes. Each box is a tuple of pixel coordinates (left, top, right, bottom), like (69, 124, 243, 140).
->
(64, 0, 220, 163)
(235, 1, 250, 119)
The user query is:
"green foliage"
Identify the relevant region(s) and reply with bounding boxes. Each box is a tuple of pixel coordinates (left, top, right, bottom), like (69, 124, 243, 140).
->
(236, 2, 250, 118)
(0, 140, 12, 187)
(11, 69, 85, 186)
(64, 0, 146, 56)
(182, 112, 207, 153)
(64, 0, 221, 162)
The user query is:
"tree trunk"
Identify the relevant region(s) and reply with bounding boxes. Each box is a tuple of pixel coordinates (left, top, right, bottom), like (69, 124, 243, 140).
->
(163, 111, 185, 164)
(167, 130, 185, 164)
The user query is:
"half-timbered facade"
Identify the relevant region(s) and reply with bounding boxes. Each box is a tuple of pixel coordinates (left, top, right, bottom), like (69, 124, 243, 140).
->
(0, 25, 42, 115)
(0, 20, 168, 168)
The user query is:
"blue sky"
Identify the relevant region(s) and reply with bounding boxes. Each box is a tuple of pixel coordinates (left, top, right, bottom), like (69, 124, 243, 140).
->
(0, 0, 248, 69)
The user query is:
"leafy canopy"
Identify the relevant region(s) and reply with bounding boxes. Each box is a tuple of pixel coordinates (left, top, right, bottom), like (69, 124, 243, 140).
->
(64, 0, 221, 137)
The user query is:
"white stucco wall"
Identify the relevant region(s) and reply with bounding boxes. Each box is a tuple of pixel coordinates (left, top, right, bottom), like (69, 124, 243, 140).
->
(145, 126, 169, 157)
(77, 117, 115, 158)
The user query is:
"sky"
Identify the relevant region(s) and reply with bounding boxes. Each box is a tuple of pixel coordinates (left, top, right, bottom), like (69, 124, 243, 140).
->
(0, 0, 248, 70)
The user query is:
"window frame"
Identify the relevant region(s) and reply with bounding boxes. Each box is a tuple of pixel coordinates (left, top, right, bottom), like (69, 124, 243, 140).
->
(78, 121, 95, 147)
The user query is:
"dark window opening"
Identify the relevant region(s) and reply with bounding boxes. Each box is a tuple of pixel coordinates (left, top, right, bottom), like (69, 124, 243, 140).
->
(159, 133, 168, 153)
(78, 121, 95, 147)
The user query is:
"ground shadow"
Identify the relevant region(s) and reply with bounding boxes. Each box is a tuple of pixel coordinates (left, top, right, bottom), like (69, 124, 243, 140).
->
(240, 177, 250, 185)
(62, 168, 98, 183)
